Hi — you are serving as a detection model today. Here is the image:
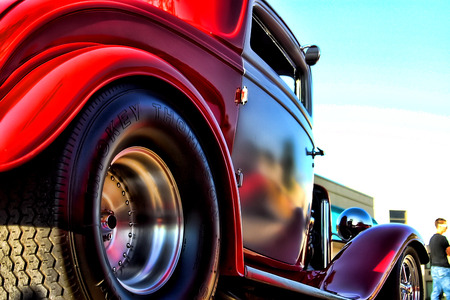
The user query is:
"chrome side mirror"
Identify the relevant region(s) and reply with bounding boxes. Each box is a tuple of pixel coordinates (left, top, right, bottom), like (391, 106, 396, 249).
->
(301, 45, 320, 66)
(337, 207, 373, 242)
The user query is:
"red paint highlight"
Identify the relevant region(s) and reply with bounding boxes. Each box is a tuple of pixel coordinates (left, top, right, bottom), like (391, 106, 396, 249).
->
(373, 250, 396, 273)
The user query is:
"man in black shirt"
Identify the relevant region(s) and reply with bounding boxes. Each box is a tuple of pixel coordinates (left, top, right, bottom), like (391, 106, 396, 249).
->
(429, 218, 450, 300)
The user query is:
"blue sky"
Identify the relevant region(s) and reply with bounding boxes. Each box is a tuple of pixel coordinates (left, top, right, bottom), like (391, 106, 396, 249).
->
(268, 0, 450, 241)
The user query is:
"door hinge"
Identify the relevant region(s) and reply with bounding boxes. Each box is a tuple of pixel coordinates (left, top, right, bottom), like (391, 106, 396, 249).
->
(235, 168, 244, 188)
(235, 86, 248, 105)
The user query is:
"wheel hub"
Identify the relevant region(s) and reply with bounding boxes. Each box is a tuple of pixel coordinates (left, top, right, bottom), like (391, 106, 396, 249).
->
(400, 254, 420, 300)
(102, 173, 135, 272)
(100, 147, 183, 295)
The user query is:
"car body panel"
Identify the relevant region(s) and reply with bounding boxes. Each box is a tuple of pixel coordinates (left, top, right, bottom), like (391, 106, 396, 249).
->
(0, 0, 429, 298)
(0, 0, 19, 14)
(0, 45, 226, 169)
(144, 0, 249, 50)
(232, 0, 314, 267)
(0, 0, 244, 152)
(233, 64, 314, 266)
(0, 0, 246, 276)
(322, 223, 428, 299)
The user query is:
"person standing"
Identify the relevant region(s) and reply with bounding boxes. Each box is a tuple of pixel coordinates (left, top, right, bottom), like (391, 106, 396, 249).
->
(429, 218, 450, 299)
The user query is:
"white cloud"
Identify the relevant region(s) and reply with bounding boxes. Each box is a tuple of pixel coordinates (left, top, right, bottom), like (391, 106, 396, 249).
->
(313, 104, 450, 241)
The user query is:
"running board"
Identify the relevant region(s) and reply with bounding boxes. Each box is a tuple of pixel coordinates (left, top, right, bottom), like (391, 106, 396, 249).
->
(244, 266, 350, 300)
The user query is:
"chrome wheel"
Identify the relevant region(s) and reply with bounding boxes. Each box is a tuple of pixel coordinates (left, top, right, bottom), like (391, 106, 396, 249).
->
(101, 146, 183, 295)
(400, 253, 421, 300)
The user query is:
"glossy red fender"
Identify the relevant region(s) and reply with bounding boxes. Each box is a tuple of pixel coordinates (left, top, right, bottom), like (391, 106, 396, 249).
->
(321, 223, 429, 299)
(0, 44, 245, 275)
(1, 45, 183, 169)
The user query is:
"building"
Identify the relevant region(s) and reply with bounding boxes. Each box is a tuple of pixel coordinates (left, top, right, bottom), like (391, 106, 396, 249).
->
(314, 174, 376, 257)
(315, 175, 435, 298)
(389, 210, 407, 224)
(314, 174, 374, 217)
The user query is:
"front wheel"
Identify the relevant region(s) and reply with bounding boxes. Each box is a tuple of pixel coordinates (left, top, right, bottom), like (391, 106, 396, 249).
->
(377, 246, 423, 300)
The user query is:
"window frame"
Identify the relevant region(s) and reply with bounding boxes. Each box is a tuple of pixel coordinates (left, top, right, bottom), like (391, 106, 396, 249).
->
(246, 5, 312, 116)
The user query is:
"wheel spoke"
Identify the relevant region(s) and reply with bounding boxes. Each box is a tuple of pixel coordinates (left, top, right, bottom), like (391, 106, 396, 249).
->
(399, 254, 420, 300)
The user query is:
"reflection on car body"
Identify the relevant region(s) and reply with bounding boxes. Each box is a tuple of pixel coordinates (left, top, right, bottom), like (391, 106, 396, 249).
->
(0, 0, 428, 299)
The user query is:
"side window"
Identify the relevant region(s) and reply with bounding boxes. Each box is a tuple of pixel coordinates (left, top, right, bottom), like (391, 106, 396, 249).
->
(250, 14, 305, 107)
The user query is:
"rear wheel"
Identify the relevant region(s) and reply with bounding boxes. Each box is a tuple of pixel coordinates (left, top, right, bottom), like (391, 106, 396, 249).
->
(0, 82, 221, 299)
(101, 146, 183, 294)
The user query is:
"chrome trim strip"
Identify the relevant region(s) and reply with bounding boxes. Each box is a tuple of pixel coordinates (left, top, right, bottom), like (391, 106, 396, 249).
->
(322, 199, 331, 268)
(245, 266, 350, 300)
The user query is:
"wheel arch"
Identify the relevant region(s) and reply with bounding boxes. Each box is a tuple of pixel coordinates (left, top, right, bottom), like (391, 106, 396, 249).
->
(320, 223, 428, 299)
(0, 45, 245, 276)
(0, 45, 188, 170)
(114, 76, 246, 278)
(408, 239, 430, 265)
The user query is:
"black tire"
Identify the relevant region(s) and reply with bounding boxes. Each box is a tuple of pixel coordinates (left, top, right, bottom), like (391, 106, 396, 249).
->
(376, 246, 423, 300)
(0, 159, 81, 299)
(0, 82, 220, 299)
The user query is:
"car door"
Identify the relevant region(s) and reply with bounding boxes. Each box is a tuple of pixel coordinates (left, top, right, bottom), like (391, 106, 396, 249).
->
(232, 2, 315, 266)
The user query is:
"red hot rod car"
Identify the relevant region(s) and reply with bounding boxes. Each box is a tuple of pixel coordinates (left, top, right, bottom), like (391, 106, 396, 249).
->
(0, 0, 428, 299)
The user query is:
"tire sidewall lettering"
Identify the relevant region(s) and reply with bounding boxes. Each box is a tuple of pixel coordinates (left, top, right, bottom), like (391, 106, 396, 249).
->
(86, 104, 142, 200)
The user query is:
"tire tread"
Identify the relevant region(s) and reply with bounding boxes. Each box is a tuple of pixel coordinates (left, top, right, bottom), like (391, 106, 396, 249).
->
(0, 156, 81, 299)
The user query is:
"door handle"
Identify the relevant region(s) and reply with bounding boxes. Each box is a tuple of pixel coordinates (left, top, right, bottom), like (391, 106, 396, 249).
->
(306, 147, 324, 158)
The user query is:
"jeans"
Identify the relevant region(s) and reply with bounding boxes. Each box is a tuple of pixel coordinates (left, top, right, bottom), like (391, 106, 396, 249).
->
(431, 266, 450, 300)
